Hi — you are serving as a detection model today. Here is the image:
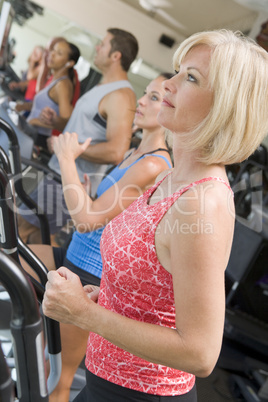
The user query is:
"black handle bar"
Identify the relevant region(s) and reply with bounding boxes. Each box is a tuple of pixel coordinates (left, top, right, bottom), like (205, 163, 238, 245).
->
(0, 117, 51, 244)
(0, 339, 14, 401)
(0, 144, 12, 173)
(0, 251, 48, 401)
(0, 166, 62, 396)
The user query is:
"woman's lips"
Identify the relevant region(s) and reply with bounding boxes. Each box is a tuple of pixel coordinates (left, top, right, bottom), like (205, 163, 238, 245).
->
(162, 97, 174, 108)
(135, 109, 143, 116)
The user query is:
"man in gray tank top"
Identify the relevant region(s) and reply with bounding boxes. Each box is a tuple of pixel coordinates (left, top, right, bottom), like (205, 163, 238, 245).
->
(18, 28, 138, 243)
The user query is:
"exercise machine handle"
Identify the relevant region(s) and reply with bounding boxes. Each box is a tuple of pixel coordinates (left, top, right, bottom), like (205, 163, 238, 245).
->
(0, 166, 62, 395)
(0, 251, 48, 401)
(0, 339, 14, 401)
(0, 117, 51, 244)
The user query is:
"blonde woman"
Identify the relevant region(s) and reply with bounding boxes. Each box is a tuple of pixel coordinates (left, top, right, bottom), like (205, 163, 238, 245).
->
(43, 30, 268, 402)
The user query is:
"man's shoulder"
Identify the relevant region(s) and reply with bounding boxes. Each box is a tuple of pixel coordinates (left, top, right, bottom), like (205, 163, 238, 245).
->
(98, 80, 136, 117)
(82, 80, 134, 100)
(101, 81, 136, 104)
(103, 80, 134, 93)
(108, 85, 135, 98)
(103, 87, 136, 114)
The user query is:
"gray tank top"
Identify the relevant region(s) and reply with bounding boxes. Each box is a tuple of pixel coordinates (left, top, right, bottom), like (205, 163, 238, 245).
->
(27, 76, 68, 137)
(48, 80, 134, 196)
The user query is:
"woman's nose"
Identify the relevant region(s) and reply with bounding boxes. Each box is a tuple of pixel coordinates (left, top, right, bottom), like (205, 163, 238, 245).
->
(163, 78, 175, 93)
(138, 95, 146, 105)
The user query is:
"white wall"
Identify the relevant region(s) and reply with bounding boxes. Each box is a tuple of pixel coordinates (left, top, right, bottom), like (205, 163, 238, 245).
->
(10, 21, 48, 78)
(33, 0, 185, 72)
(249, 10, 268, 38)
(8, 0, 182, 96)
(8, 9, 155, 98)
(249, 11, 268, 149)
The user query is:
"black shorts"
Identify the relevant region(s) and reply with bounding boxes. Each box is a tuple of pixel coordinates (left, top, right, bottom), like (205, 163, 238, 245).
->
(35, 133, 49, 150)
(73, 370, 197, 402)
(52, 247, 101, 287)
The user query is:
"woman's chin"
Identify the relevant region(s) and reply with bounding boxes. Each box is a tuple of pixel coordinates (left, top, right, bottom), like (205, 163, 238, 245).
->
(157, 111, 169, 130)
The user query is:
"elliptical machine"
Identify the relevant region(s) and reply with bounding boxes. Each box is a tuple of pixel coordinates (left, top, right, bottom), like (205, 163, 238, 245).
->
(0, 147, 61, 400)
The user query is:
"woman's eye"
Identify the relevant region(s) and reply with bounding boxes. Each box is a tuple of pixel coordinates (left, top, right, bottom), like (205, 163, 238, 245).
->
(187, 74, 196, 83)
(151, 95, 159, 101)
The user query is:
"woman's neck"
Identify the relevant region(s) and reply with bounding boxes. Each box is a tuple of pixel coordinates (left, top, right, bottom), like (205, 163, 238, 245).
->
(134, 128, 168, 155)
(51, 68, 68, 80)
(171, 136, 226, 184)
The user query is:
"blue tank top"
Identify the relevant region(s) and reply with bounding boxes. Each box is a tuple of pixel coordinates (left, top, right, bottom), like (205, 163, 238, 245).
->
(66, 151, 172, 279)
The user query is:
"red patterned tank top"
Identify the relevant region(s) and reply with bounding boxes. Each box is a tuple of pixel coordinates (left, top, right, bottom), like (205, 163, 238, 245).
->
(85, 176, 232, 396)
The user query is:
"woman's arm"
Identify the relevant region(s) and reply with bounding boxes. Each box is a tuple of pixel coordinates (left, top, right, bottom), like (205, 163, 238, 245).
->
(26, 51, 43, 81)
(43, 183, 234, 377)
(26, 117, 52, 128)
(50, 79, 74, 130)
(35, 50, 49, 93)
(158, 185, 234, 374)
(15, 101, 33, 113)
(8, 80, 28, 92)
(53, 132, 169, 231)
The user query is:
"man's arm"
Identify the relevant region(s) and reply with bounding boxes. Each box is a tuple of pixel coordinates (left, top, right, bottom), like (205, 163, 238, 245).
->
(79, 87, 136, 165)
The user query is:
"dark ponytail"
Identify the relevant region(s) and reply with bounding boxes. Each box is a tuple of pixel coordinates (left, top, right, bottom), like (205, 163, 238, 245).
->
(67, 42, 80, 82)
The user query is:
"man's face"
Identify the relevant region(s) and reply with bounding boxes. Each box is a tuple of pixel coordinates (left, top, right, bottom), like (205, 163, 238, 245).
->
(94, 32, 114, 69)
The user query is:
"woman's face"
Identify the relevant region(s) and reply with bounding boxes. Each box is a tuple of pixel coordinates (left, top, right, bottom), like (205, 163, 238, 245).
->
(134, 76, 166, 130)
(157, 45, 213, 134)
(30, 46, 43, 63)
(47, 41, 71, 70)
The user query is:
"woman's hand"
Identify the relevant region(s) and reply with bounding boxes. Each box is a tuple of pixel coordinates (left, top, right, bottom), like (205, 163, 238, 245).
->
(42, 267, 98, 328)
(53, 132, 92, 162)
(8, 81, 19, 91)
(84, 284, 100, 303)
(39, 106, 57, 125)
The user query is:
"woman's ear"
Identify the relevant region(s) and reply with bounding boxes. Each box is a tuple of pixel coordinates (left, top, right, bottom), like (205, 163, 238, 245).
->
(65, 60, 75, 68)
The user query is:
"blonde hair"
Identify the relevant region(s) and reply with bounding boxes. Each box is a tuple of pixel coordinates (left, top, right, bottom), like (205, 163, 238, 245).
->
(172, 29, 268, 165)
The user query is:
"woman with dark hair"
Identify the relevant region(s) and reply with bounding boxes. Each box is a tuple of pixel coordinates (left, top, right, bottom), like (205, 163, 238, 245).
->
(25, 39, 80, 150)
